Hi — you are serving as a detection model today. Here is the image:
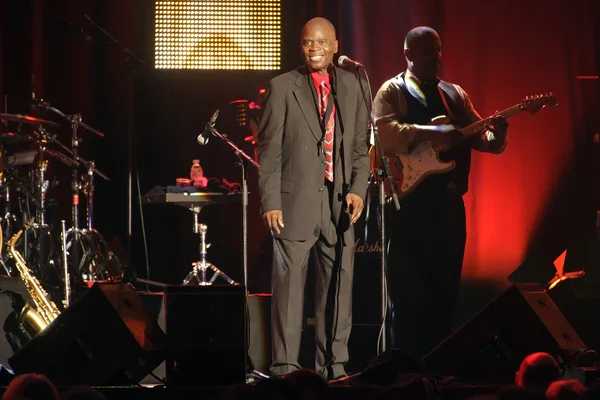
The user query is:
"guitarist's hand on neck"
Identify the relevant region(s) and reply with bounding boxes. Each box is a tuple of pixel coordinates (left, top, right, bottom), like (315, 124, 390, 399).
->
(481, 114, 509, 153)
(487, 115, 509, 140)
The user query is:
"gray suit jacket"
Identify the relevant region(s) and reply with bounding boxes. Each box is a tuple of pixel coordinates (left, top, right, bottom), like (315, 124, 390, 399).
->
(258, 65, 370, 241)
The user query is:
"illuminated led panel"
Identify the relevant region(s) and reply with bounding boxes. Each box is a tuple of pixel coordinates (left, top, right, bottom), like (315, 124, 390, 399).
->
(155, 0, 281, 70)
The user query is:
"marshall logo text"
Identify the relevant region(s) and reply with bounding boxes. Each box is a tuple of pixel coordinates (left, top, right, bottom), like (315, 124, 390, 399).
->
(353, 240, 382, 253)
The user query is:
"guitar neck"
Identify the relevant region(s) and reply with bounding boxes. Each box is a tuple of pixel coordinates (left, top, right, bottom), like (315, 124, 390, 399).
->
(459, 104, 522, 137)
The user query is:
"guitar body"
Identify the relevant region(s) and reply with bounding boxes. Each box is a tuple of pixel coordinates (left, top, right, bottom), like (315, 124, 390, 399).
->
(370, 115, 455, 198)
(370, 93, 558, 200)
(370, 141, 455, 199)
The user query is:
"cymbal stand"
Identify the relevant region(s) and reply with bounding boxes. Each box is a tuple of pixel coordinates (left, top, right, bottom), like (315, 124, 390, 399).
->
(0, 184, 18, 275)
(84, 160, 95, 230)
(183, 207, 237, 285)
(69, 114, 82, 239)
(39, 103, 109, 283)
(59, 114, 85, 285)
(61, 220, 71, 307)
(0, 143, 13, 275)
(33, 127, 50, 227)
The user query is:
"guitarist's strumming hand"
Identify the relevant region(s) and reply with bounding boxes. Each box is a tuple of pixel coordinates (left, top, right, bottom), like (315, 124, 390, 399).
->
(264, 210, 284, 234)
(430, 125, 463, 151)
(420, 115, 462, 151)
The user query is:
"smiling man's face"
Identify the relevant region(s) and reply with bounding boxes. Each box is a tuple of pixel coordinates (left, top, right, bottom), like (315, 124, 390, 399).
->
(300, 19, 338, 75)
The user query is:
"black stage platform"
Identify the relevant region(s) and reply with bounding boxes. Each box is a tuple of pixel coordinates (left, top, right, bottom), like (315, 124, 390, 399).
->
(0, 383, 501, 400)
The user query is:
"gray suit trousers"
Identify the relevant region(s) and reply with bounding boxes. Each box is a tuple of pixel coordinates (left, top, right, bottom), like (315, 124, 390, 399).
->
(270, 183, 354, 379)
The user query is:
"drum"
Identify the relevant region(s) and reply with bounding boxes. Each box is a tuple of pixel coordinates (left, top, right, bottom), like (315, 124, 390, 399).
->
(65, 229, 123, 285)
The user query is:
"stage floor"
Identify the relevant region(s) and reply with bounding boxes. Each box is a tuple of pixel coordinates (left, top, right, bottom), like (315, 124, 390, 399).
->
(0, 383, 501, 400)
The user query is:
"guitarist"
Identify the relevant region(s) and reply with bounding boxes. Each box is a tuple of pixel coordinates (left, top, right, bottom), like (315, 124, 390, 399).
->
(372, 26, 509, 359)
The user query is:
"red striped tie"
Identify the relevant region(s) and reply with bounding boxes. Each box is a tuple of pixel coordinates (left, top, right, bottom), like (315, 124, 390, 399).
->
(319, 81, 335, 182)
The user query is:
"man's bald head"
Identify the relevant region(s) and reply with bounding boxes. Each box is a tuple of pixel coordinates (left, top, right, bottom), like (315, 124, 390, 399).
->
(404, 26, 439, 51)
(515, 352, 561, 392)
(403, 26, 442, 83)
(300, 17, 338, 75)
(302, 17, 336, 39)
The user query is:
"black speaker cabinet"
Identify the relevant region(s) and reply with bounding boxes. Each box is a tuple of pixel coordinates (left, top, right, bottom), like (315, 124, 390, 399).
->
(164, 284, 247, 386)
(548, 276, 600, 353)
(8, 283, 165, 385)
(423, 283, 586, 383)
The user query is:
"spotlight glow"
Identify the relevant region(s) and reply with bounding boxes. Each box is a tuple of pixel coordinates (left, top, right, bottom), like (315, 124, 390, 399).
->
(154, 0, 281, 70)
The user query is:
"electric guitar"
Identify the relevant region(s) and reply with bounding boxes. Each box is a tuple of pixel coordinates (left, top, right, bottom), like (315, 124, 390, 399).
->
(370, 93, 558, 199)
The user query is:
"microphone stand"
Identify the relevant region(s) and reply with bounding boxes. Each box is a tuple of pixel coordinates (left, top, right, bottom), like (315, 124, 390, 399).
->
(202, 121, 261, 378)
(349, 63, 400, 355)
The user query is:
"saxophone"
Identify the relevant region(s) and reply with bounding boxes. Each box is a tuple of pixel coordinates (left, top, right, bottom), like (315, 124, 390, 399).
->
(8, 220, 61, 339)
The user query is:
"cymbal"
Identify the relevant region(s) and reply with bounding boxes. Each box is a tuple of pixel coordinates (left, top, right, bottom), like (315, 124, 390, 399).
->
(0, 113, 60, 127)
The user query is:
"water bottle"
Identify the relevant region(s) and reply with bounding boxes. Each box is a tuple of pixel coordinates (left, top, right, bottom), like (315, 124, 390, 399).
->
(190, 159, 207, 187)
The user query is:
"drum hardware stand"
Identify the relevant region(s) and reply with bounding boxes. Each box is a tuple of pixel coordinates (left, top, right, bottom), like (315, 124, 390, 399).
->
(38, 102, 112, 283)
(0, 182, 18, 276)
(33, 126, 51, 226)
(183, 209, 237, 285)
(0, 142, 14, 275)
(22, 126, 57, 279)
(0, 204, 12, 276)
(65, 113, 85, 280)
(84, 160, 95, 230)
(61, 220, 71, 307)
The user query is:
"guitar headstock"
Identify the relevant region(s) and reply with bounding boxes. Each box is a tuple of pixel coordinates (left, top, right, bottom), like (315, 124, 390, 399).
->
(520, 93, 558, 114)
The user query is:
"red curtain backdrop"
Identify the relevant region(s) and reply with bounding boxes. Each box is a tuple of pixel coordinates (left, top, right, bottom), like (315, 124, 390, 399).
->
(349, 0, 598, 282)
(1, 0, 598, 289)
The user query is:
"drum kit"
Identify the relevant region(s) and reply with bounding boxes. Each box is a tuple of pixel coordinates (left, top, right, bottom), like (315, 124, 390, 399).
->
(0, 96, 123, 308)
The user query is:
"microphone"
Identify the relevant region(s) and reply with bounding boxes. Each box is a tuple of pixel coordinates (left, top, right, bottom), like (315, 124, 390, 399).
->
(56, 17, 93, 42)
(197, 109, 219, 145)
(338, 55, 363, 68)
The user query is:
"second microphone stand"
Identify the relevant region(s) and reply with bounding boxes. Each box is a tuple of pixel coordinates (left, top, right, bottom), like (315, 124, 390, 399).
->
(349, 62, 401, 355)
(200, 113, 261, 378)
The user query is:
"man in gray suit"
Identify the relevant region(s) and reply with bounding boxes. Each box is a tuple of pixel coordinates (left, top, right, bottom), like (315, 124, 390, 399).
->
(258, 17, 370, 380)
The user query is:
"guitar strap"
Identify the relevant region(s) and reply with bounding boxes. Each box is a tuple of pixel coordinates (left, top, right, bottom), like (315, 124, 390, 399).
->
(438, 81, 469, 127)
(397, 73, 468, 127)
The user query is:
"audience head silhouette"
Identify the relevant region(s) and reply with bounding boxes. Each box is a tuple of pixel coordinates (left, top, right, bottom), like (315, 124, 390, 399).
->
(2, 373, 59, 400)
(284, 368, 330, 400)
(546, 379, 589, 400)
(515, 352, 561, 393)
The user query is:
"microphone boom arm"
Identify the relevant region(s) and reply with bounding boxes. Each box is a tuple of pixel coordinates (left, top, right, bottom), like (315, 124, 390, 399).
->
(205, 124, 260, 169)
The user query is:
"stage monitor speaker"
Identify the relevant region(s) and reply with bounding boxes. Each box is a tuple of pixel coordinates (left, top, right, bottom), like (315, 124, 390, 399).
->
(8, 283, 165, 386)
(164, 284, 247, 386)
(422, 283, 586, 383)
(548, 276, 600, 353)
